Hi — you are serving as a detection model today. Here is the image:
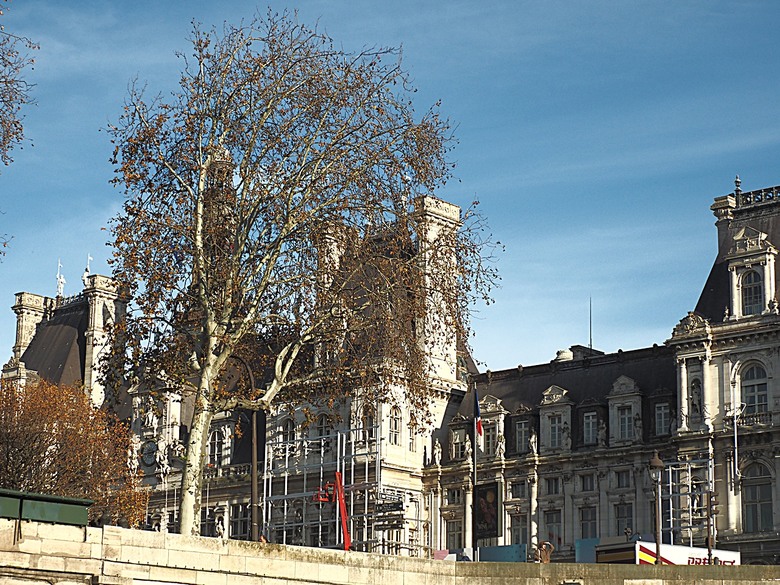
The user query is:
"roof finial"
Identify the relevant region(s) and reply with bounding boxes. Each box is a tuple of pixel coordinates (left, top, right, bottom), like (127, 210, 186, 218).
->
(56, 259, 66, 297)
(82, 253, 93, 287)
(734, 174, 742, 196)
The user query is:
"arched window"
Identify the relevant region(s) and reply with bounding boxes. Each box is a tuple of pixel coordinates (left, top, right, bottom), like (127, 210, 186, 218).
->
(208, 429, 223, 467)
(742, 270, 764, 316)
(743, 463, 773, 533)
(315, 414, 330, 438)
(281, 418, 296, 443)
(361, 406, 375, 441)
(742, 364, 768, 421)
(389, 407, 402, 445)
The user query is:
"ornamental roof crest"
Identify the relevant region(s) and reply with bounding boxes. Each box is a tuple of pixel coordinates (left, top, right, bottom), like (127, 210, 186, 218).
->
(608, 375, 640, 397)
(672, 311, 710, 337)
(728, 226, 776, 257)
(479, 394, 505, 414)
(540, 385, 569, 405)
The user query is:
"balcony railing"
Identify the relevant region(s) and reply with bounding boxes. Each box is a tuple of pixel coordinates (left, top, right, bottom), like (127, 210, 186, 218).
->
(737, 411, 773, 426)
(735, 184, 780, 208)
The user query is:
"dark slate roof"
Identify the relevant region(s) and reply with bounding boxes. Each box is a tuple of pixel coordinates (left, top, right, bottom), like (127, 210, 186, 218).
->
(21, 298, 88, 386)
(460, 344, 676, 418)
(695, 188, 780, 323)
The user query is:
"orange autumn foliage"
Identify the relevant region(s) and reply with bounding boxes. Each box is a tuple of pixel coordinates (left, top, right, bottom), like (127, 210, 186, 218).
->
(0, 378, 147, 525)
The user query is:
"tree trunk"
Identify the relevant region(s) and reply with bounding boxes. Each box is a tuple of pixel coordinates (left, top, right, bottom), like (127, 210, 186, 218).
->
(178, 382, 213, 536)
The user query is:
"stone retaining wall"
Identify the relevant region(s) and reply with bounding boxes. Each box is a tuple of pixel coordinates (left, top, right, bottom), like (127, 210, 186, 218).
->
(0, 518, 778, 585)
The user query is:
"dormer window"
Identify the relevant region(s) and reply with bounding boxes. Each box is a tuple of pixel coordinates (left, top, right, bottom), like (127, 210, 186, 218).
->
(742, 270, 764, 315)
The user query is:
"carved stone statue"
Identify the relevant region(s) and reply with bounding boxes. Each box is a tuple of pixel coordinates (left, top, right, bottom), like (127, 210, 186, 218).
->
(562, 422, 571, 450)
(127, 434, 141, 474)
(464, 435, 473, 459)
(633, 413, 643, 442)
(433, 439, 442, 465)
(528, 428, 538, 455)
(598, 420, 607, 447)
(496, 433, 505, 458)
(156, 437, 170, 478)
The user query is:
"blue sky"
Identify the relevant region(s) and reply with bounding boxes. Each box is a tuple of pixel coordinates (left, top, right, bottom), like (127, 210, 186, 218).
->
(2, 1, 780, 371)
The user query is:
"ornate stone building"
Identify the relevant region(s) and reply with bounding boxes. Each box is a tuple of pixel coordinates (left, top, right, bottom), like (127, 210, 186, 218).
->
(7, 180, 780, 564)
(423, 178, 780, 564)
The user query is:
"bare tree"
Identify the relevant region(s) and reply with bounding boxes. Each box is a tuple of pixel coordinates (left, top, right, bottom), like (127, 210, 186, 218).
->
(108, 11, 497, 535)
(0, 0, 36, 167)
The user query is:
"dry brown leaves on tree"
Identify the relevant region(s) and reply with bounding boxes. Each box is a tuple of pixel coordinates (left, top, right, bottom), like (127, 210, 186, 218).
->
(0, 379, 147, 525)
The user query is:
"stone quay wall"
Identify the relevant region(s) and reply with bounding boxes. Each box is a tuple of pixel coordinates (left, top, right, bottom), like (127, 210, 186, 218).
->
(1, 518, 778, 585)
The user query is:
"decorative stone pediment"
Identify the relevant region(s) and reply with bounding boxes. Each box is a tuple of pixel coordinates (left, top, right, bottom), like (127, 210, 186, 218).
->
(515, 403, 533, 414)
(540, 385, 570, 406)
(728, 227, 776, 257)
(479, 394, 505, 414)
(672, 311, 710, 338)
(608, 375, 640, 397)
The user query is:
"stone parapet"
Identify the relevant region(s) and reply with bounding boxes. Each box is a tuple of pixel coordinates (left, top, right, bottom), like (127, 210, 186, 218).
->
(1, 518, 778, 585)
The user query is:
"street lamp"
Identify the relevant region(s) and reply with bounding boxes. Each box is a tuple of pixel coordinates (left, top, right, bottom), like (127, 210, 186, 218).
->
(648, 451, 664, 565)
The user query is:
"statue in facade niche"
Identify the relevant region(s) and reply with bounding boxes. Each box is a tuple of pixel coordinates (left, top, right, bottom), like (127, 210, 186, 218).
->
(634, 413, 643, 442)
(433, 439, 442, 465)
(529, 428, 538, 455)
(562, 422, 571, 450)
(598, 420, 607, 447)
(464, 436, 473, 459)
(496, 433, 506, 458)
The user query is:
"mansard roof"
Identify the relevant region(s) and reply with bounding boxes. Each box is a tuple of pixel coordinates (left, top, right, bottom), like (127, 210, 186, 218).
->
(459, 345, 675, 418)
(695, 182, 780, 323)
(20, 297, 88, 386)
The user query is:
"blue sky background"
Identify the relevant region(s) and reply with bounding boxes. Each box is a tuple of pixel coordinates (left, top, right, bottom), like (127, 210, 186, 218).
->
(2, 1, 780, 371)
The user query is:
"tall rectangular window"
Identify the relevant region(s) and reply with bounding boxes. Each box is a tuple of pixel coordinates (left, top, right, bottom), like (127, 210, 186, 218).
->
(511, 515, 528, 545)
(583, 411, 598, 445)
(545, 477, 560, 495)
(511, 480, 526, 499)
(446, 520, 463, 550)
(484, 424, 497, 456)
(389, 407, 401, 446)
(549, 415, 562, 448)
(616, 469, 631, 489)
(446, 488, 462, 505)
(580, 506, 597, 539)
(615, 503, 633, 535)
(544, 509, 562, 546)
(229, 503, 250, 540)
(515, 420, 529, 453)
(655, 403, 670, 436)
(580, 473, 595, 492)
(618, 406, 633, 440)
(452, 429, 466, 459)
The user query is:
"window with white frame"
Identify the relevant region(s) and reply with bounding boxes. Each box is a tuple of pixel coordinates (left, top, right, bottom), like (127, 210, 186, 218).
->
(549, 414, 562, 448)
(743, 463, 773, 533)
(451, 428, 466, 459)
(409, 426, 416, 452)
(742, 364, 769, 416)
(511, 515, 528, 545)
(655, 403, 671, 436)
(281, 419, 295, 443)
(389, 407, 402, 446)
(446, 520, 463, 549)
(230, 503, 250, 540)
(208, 429, 224, 466)
(580, 506, 597, 539)
(615, 503, 633, 535)
(583, 411, 598, 445)
(515, 419, 529, 453)
(315, 414, 330, 438)
(618, 406, 633, 440)
(742, 269, 764, 316)
(484, 423, 497, 456)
